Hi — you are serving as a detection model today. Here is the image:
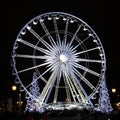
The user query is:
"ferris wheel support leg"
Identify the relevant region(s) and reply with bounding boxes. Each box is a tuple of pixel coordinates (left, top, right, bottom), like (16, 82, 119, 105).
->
(39, 70, 58, 105)
(70, 71, 93, 107)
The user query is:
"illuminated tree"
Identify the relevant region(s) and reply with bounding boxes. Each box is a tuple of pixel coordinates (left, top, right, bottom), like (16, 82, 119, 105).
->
(97, 76, 113, 114)
(25, 72, 40, 112)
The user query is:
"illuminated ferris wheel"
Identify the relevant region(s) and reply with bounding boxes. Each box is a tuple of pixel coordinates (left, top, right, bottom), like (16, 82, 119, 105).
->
(11, 12, 106, 111)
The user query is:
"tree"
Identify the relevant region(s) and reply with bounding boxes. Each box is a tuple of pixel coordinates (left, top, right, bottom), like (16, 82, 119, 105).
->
(97, 76, 113, 114)
(25, 72, 40, 112)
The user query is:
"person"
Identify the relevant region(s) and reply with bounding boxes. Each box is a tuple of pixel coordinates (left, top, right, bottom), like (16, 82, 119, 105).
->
(42, 111, 48, 120)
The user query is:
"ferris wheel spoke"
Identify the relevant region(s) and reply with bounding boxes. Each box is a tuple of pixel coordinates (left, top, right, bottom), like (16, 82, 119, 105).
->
(64, 74, 77, 102)
(67, 67, 87, 102)
(71, 35, 94, 52)
(40, 68, 59, 103)
(70, 40, 82, 52)
(14, 54, 47, 59)
(77, 58, 102, 63)
(17, 38, 50, 55)
(72, 67, 95, 90)
(53, 68, 61, 103)
(63, 19, 69, 44)
(70, 71, 91, 103)
(81, 34, 92, 44)
(68, 76, 81, 102)
(17, 62, 49, 74)
(68, 77, 78, 102)
(45, 59, 60, 72)
(26, 66, 52, 89)
(53, 17, 61, 43)
(40, 20, 56, 46)
(69, 24, 82, 47)
(70, 78, 86, 103)
(63, 67, 82, 102)
(69, 68, 93, 105)
(74, 62, 100, 77)
(27, 27, 53, 50)
(63, 74, 71, 102)
(74, 47, 99, 55)
(44, 74, 58, 104)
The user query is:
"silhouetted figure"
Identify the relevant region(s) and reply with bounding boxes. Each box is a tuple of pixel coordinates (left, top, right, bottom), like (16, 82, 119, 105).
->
(42, 111, 48, 120)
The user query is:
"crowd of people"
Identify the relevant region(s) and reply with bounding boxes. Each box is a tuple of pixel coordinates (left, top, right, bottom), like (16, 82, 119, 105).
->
(0, 107, 120, 120)
(0, 98, 120, 120)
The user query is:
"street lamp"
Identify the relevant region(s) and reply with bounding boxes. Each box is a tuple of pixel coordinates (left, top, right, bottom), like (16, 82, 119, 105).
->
(112, 88, 116, 93)
(17, 93, 23, 114)
(12, 85, 17, 91)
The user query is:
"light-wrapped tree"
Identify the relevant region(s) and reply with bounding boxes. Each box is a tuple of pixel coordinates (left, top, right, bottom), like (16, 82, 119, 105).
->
(25, 72, 40, 112)
(97, 76, 113, 114)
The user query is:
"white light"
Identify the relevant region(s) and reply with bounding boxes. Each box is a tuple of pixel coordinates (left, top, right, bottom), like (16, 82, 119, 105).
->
(59, 53, 68, 63)
(83, 27, 87, 31)
(63, 18, 67, 21)
(89, 33, 93, 36)
(70, 19, 74, 23)
(48, 17, 52, 20)
(27, 25, 31, 30)
(93, 39, 97, 42)
(39, 19, 44, 22)
(33, 20, 38, 25)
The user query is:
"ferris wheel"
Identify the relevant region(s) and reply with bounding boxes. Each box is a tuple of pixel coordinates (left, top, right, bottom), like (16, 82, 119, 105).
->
(11, 12, 106, 110)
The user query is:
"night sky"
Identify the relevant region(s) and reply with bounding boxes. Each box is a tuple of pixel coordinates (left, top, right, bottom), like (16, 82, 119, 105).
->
(1, 0, 119, 103)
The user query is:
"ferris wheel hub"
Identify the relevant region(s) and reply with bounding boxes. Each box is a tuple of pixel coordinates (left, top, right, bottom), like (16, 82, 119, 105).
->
(59, 53, 68, 63)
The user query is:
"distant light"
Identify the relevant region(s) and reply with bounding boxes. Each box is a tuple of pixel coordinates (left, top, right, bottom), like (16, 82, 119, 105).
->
(12, 85, 17, 91)
(112, 88, 116, 93)
(94, 103, 98, 107)
(17, 101, 23, 106)
(116, 102, 120, 110)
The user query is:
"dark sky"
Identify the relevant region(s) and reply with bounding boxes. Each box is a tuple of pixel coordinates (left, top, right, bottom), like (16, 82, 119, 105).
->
(1, 0, 119, 102)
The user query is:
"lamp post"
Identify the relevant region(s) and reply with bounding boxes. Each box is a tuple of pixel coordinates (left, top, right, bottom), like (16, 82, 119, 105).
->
(11, 85, 17, 112)
(12, 85, 23, 113)
(111, 88, 117, 110)
(17, 93, 23, 114)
